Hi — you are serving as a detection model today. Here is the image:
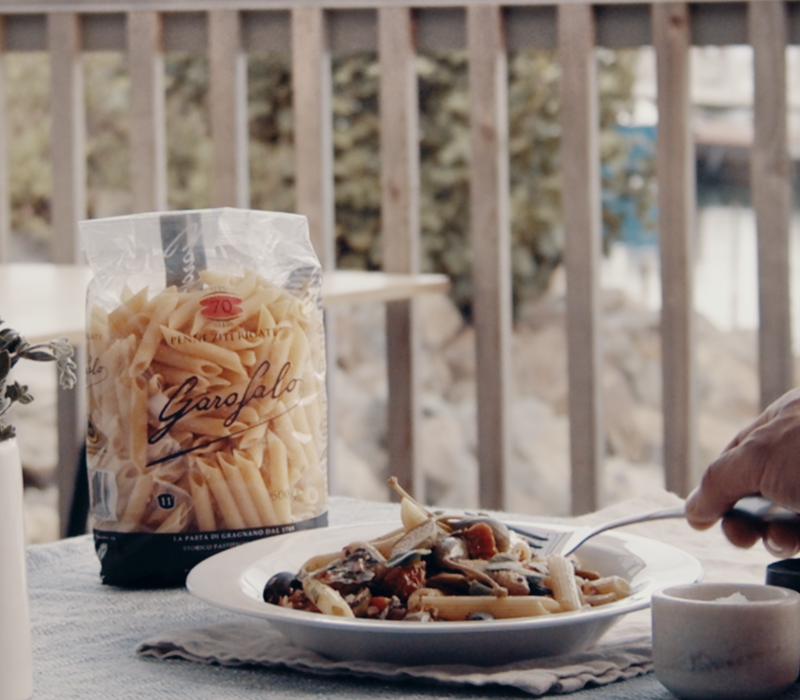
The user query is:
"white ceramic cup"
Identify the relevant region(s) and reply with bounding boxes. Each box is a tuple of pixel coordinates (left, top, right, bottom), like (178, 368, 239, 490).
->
(652, 583, 800, 700)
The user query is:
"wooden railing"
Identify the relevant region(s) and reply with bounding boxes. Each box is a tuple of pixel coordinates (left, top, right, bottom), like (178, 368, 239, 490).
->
(0, 1, 795, 515)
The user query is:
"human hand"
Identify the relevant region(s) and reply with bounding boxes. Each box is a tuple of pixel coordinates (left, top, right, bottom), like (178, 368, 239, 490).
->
(685, 387, 800, 556)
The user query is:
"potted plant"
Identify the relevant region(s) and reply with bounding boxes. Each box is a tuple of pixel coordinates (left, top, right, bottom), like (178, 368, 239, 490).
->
(0, 319, 76, 700)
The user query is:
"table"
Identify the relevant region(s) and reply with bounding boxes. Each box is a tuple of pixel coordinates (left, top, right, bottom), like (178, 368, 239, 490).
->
(0, 263, 450, 535)
(27, 492, 800, 700)
(0, 264, 450, 344)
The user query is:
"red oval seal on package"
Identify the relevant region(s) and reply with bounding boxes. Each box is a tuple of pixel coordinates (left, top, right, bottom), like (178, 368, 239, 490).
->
(199, 292, 243, 321)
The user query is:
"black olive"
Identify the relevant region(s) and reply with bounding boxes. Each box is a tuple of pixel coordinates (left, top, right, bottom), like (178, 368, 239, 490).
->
(466, 612, 494, 621)
(263, 571, 300, 604)
(528, 581, 553, 597)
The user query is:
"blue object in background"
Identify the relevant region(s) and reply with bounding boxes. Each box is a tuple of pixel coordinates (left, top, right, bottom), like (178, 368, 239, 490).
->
(603, 124, 658, 247)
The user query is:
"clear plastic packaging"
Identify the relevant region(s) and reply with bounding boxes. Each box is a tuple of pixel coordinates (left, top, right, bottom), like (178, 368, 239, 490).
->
(81, 208, 328, 586)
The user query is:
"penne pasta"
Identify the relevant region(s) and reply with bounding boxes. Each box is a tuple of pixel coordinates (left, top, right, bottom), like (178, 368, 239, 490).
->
(188, 466, 217, 532)
(217, 453, 263, 529)
(419, 595, 561, 620)
(546, 555, 584, 612)
(197, 459, 247, 530)
(86, 268, 327, 535)
(303, 578, 355, 618)
(581, 575, 632, 600)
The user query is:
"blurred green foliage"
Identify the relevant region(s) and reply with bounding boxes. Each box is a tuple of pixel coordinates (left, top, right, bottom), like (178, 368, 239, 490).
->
(6, 48, 653, 317)
(7, 54, 52, 240)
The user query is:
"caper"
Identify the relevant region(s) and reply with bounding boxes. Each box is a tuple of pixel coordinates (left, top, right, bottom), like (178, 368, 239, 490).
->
(468, 580, 495, 596)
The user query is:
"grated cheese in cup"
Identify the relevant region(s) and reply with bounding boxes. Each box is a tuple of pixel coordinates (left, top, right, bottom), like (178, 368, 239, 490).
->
(714, 592, 750, 603)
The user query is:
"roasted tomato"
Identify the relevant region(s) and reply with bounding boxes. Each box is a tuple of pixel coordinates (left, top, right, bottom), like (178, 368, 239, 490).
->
(458, 522, 498, 559)
(382, 560, 427, 602)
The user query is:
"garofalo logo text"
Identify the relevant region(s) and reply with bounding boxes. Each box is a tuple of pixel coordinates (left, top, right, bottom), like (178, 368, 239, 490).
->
(146, 359, 303, 467)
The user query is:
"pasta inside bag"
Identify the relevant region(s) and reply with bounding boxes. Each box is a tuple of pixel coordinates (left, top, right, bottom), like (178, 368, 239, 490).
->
(81, 209, 328, 587)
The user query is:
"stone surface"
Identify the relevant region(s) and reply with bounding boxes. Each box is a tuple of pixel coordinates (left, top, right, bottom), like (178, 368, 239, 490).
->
(331, 286, 761, 516)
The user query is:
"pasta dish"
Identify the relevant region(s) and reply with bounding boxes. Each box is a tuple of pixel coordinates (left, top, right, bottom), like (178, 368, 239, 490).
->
(263, 478, 632, 622)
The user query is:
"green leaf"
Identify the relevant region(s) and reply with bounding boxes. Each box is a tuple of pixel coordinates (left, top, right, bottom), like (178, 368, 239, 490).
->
(4, 381, 32, 404)
(0, 349, 10, 384)
(0, 328, 22, 353)
(20, 349, 55, 363)
(0, 424, 16, 442)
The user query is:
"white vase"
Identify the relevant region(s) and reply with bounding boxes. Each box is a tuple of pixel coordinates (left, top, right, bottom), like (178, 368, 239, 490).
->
(0, 438, 33, 700)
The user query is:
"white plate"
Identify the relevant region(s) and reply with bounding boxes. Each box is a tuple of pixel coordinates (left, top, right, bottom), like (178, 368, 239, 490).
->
(186, 520, 703, 666)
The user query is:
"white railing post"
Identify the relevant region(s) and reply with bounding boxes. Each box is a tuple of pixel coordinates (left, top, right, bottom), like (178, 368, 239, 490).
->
(467, 4, 512, 511)
(750, 0, 793, 409)
(209, 9, 249, 209)
(48, 12, 86, 263)
(128, 11, 168, 213)
(653, 2, 697, 497)
(558, 3, 603, 515)
(291, 7, 334, 268)
(0, 16, 9, 263)
(291, 8, 339, 493)
(379, 6, 423, 502)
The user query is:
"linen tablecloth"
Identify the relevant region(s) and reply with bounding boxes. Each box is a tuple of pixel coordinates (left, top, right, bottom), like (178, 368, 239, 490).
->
(27, 491, 792, 699)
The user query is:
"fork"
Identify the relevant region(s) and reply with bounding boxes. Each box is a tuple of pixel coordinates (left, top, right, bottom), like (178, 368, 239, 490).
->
(507, 505, 687, 557)
(506, 496, 800, 557)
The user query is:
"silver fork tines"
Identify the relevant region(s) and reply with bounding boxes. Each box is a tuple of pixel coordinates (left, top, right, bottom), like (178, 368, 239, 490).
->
(507, 505, 687, 557)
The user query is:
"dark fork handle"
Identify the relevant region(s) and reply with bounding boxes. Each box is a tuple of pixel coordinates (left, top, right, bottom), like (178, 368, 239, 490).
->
(726, 496, 800, 524)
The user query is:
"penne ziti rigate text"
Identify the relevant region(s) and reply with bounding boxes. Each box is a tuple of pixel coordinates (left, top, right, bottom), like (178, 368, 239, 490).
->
(86, 267, 328, 536)
(262, 478, 631, 622)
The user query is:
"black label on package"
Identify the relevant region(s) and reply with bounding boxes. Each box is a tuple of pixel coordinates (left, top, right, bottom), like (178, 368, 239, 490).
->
(93, 512, 328, 588)
(160, 211, 207, 291)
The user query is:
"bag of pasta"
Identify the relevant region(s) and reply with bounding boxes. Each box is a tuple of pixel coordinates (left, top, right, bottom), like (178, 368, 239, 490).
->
(81, 208, 328, 587)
